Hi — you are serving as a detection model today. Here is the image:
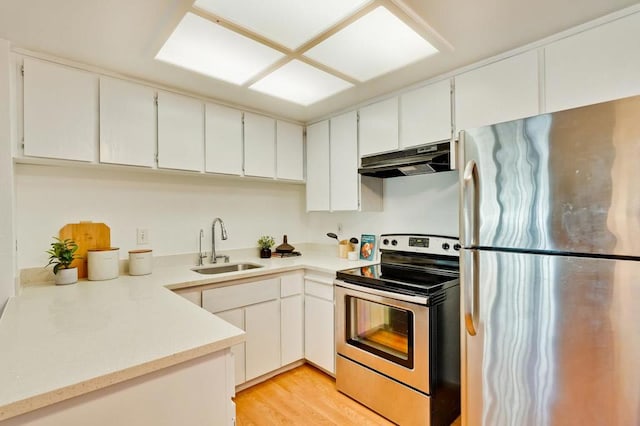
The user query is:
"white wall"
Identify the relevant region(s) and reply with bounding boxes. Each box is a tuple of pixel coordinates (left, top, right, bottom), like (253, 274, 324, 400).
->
(0, 39, 16, 311)
(15, 165, 459, 269)
(306, 171, 459, 243)
(15, 165, 309, 269)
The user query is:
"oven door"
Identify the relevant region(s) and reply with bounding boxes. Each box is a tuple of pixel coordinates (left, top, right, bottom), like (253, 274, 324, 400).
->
(335, 280, 430, 394)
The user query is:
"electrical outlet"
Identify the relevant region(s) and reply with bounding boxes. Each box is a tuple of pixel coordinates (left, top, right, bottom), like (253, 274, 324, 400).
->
(137, 228, 149, 245)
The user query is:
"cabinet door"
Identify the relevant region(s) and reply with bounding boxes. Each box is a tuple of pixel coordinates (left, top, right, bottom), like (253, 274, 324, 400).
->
(330, 111, 359, 211)
(276, 120, 304, 181)
(305, 120, 330, 211)
(359, 97, 399, 157)
(157, 91, 204, 171)
(245, 299, 281, 381)
(545, 12, 640, 113)
(281, 294, 304, 365)
(454, 50, 539, 132)
(400, 79, 451, 148)
(304, 295, 335, 374)
(244, 112, 275, 178)
(205, 103, 243, 175)
(99, 77, 155, 167)
(23, 58, 98, 161)
(216, 308, 246, 386)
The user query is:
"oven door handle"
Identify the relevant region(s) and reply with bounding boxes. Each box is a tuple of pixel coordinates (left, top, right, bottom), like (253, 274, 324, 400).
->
(334, 280, 429, 305)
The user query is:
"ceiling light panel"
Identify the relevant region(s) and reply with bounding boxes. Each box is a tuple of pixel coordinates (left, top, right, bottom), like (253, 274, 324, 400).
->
(249, 60, 353, 106)
(304, 6, 438, 82)
(155, 12, 284, 85)
(193, 0, 370, 50)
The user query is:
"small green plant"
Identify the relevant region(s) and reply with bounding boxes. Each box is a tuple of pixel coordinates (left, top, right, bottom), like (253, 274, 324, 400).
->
(257, 235, 275, 249)
(46, 237, 79, 274)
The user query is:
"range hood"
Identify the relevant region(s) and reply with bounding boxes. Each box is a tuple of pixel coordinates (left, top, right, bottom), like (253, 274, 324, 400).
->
(358, 140, 452, 178)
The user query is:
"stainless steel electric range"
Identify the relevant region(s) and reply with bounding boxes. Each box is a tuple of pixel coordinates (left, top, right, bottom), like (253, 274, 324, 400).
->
(335, 234, 461, 426)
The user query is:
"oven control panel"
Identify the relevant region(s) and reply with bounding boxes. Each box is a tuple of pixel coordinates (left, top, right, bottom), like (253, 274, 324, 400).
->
(380, 234, 460, 257)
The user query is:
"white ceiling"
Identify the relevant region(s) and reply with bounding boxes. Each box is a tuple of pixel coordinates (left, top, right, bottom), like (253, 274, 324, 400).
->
(0, 0, 637, 122)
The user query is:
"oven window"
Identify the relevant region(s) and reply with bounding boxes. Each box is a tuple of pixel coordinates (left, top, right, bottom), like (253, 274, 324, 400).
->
(345, 296, 414, 368)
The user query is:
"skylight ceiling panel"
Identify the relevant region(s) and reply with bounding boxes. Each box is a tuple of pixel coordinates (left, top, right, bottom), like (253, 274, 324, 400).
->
(304, 6, 438, 82)
(155, 12, 285, 85)
(250, 60, 354, 106)
(193, 0, 370, 50)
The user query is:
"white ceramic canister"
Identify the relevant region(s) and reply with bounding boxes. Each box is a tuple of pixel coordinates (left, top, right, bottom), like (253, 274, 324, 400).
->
(129, 249, 152, 276)
(87, 248, 120, 281)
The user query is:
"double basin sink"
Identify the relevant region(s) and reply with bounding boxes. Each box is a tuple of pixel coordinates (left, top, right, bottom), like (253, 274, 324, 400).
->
(192, 262, 263, 275)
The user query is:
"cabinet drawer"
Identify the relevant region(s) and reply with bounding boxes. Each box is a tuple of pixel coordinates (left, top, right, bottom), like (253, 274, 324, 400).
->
(281, 273, 303, 297)
(203, 278, 280, 313)
(304, 280, 333, 301)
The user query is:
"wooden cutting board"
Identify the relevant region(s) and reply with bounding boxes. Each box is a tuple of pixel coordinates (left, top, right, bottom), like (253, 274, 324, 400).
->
(59, 222, 111, 278)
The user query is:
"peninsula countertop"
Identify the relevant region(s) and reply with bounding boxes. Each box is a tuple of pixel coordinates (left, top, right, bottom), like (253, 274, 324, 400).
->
(0, 248, 375, 421)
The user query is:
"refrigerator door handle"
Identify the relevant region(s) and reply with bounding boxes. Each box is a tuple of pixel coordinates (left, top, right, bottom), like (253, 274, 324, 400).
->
(462, 160, 479, 248)
(463, 249, 479, 336)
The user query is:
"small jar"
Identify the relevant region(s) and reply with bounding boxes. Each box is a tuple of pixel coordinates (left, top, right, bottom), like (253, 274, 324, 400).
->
(129, 249, 153, 276)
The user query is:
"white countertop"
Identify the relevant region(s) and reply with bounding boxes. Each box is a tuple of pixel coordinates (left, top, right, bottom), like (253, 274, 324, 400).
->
(0, 249, 375, 421)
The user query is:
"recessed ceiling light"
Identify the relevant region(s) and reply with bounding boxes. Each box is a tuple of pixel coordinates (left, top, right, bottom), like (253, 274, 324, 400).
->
(193, 0, 370, 50)
(304, 6, 438, 82)
(155, 12, 284, 85)
(249, 60, 354, 106)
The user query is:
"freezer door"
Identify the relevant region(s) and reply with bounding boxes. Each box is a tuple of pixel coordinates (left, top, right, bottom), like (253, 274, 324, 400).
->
(461, 249, 640, 426)
(459, 94, 640, 257)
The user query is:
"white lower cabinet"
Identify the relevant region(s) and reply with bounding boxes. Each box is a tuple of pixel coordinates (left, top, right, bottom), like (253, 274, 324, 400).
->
(304, 275, 335, 375)
(194, 271, 334, 383)
(245, 299, 281, 381)
(2, 350, 235, 426)
(216, 308, 246, 386)
(202, 277, 282, 385)
(280, 272, 304, 365)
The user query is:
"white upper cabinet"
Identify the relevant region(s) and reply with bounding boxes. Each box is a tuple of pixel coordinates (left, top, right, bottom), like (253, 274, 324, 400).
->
(454, 50, 539, 132)
(545, 12, 640, 113)
(400, 79, 452, 149)
(205, 103, 243, 175)
(99, 77, 155, 167)
(359, 97, 399, 157)
(244, 112, 275, 178)
(276, 121, 304, 181)
(330, 111, 359, 211)
(23, 58, 98, 162)
(305, 120, 330, 211)
(157, 91, 204, 172)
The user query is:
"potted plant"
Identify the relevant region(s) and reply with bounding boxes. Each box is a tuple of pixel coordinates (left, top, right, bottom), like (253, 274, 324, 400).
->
(257, 235, 275, 259)
(46, 237, 79, 285)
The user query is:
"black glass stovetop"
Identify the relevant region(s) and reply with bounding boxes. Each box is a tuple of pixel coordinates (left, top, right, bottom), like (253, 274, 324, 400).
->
(336, 252, 459, 298)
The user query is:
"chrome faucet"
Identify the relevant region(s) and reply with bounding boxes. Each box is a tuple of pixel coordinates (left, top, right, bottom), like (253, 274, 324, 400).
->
(211, 218, 229, 263)
(197, 229, 207, 266)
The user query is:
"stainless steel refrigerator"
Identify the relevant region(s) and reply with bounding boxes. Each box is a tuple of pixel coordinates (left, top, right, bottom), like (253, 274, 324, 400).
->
(458, 95, 640, 426)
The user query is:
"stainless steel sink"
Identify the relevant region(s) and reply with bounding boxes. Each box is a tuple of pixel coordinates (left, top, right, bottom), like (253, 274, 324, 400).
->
(192, 263, 263, 275)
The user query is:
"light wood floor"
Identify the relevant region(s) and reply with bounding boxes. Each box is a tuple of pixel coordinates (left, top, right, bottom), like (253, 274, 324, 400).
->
(235, 364, 462, 426)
